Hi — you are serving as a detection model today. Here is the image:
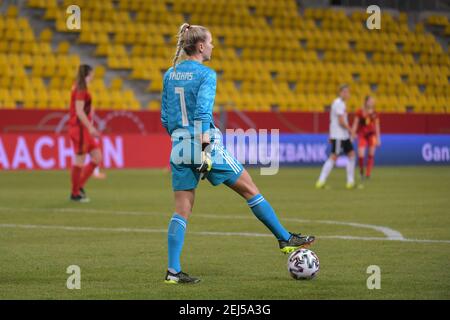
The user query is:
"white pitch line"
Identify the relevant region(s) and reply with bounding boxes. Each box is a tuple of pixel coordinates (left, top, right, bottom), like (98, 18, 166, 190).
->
(195, 214, 405, 240)
(0, 223, 167, 234)
(0, 207, 164, 217)
(308, 220, 405, 240)
(1, 223, 450, 244)
(0, 207, 405, 240)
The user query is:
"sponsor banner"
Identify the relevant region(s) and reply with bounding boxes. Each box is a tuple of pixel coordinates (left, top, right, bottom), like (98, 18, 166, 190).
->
(372, 134, 450, 165)
(224, 133, 450, 166)
(1, 133, 449, 170)
(0, 134, 171, 170)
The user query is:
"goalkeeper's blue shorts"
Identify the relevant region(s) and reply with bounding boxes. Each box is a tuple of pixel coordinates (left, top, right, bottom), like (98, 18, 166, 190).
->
(170, 142, 244, 191)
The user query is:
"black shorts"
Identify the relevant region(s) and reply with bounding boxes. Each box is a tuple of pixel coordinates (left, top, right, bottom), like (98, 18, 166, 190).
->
(330, 139, 354, 155)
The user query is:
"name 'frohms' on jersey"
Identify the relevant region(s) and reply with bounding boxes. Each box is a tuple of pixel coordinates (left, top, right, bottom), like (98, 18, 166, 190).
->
(169, 72, 194, 81)
(161, 60, 217, 137)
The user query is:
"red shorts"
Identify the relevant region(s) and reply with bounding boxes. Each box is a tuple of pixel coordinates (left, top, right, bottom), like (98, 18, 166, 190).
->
(358, 134, 377, 148)
(69, 125, 100, 155)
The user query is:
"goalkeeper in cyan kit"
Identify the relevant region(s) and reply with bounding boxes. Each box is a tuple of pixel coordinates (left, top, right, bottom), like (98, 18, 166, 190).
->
(160, 23, 315, 284)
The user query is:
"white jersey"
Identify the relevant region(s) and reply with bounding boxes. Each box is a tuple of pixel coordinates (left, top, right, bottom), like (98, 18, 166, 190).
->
(329, 97, 350, 140)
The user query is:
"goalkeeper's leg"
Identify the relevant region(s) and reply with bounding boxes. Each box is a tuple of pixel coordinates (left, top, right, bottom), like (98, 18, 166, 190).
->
(165, 189, 201, 284)
(227, 170, 315, 253)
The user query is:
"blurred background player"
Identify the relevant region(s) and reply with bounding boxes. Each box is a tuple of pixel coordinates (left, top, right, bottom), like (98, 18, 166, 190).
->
(352, 95, 381, 181)
(316, 85, 356, 189)
(162, 23, 315, 285)
(68, 64, 103, 202)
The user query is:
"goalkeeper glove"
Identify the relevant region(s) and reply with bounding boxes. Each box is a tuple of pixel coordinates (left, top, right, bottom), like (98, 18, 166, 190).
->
(197, 143, 212, 180)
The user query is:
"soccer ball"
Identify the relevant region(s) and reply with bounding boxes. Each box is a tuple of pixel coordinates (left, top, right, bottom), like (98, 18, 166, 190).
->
(287, 248, 320, 280)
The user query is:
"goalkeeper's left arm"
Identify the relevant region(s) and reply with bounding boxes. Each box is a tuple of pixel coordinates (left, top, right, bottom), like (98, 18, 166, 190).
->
(194, 70, 216, 179)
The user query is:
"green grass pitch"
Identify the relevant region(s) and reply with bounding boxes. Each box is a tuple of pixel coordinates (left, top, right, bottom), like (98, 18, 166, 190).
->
(0, 166, 449, 299)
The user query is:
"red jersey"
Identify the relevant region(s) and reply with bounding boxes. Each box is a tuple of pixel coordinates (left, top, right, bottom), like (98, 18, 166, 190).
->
(355, 108, 378, 136)
(69, 85, 93, 127)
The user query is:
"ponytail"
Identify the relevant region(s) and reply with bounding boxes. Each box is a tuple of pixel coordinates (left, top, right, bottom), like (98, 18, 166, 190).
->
(173, 23, 191, 72)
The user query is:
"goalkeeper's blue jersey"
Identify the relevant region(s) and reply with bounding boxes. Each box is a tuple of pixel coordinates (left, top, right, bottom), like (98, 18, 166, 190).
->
(161, 60, 244, 191)
(161, 60, 217, 137)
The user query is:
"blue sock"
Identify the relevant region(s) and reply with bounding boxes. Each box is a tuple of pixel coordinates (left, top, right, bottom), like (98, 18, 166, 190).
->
(247, 194, 291, 241)
(167, 213, 187, 274)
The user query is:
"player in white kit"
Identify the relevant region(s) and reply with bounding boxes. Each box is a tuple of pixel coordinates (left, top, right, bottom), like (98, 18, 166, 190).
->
(316, 85, 356, 189)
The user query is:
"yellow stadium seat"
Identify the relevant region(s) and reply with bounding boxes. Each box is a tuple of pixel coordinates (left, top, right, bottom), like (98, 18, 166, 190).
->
(56, 41, 70, 54)
(6, 5, 19, 18)
(40, 28, 53, 42)
(0, 3, 446, 113)
(110, 77, 123, 90)
(92, 65, 105, 78)
(147, 100, 160, 110)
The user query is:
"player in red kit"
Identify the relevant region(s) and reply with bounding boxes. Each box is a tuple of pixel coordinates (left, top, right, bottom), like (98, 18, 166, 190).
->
(351, 95, 381, 182)
(68, 64, 102, 202)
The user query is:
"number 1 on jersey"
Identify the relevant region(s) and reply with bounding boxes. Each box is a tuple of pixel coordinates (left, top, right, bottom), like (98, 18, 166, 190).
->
(175, 87, 189, 126)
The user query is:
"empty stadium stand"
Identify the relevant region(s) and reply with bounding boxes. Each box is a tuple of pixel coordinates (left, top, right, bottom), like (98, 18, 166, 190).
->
(0, 0, 448, 113)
